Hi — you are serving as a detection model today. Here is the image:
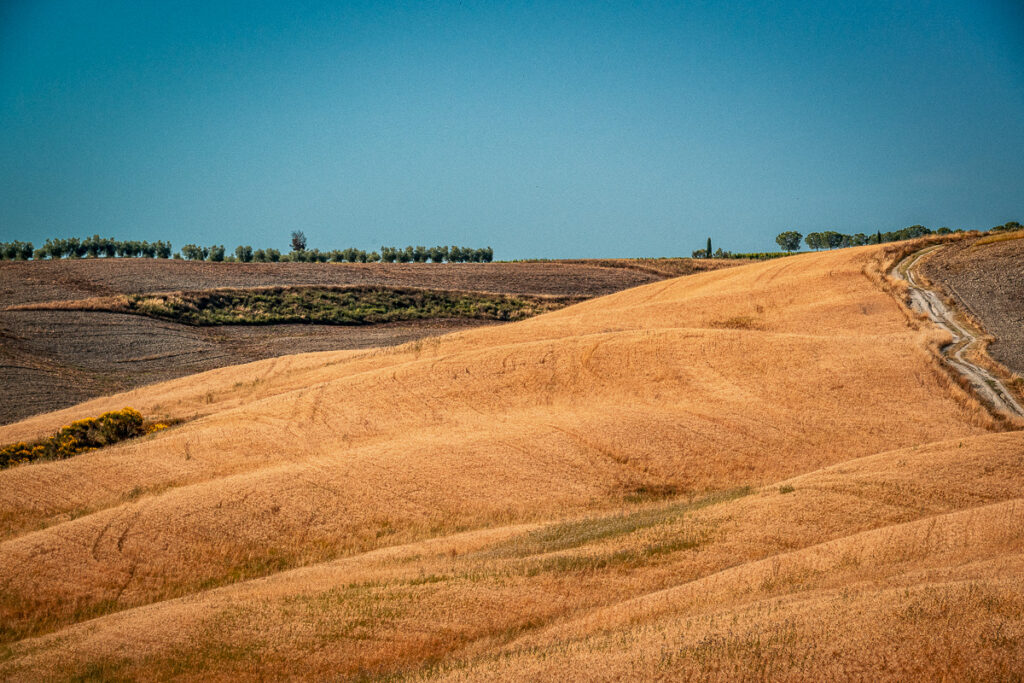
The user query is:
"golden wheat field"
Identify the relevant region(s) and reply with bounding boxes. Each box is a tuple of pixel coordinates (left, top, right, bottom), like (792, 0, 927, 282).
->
(0, 243, 1021, 681)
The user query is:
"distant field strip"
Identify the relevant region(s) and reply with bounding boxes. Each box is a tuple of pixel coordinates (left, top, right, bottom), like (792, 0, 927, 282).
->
(9, 286, 585, 326)
(973, 229, 1024, 247)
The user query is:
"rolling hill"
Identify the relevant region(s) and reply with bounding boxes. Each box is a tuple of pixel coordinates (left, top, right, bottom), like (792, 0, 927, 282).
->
(0, 257, 735, 425)
(0, 243, 1020, 680)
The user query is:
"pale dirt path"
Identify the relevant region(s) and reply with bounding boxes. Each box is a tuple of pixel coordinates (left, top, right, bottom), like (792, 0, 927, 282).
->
(893, 245, 1023, 417)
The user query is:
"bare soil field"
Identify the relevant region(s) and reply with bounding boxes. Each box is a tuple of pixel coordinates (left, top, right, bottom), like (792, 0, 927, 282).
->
(0, 244, 1021, 680)
(921, 234, 1024, 375)
(0, 310, 495, 424)
(1, 258, 731, 425)
(0, 258, 699, 306)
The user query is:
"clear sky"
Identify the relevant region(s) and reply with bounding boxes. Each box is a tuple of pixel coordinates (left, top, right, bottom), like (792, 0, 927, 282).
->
(1, 0, 1022, 258)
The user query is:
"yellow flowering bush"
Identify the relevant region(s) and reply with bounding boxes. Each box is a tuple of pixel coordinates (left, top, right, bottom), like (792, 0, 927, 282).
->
(1, 407, 165, 468)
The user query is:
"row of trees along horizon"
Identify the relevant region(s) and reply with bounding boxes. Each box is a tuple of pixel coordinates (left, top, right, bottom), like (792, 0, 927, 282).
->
(2, 222, 1019, 262)
(692, 221, 1021, 259)
(0, 232, 494, 263)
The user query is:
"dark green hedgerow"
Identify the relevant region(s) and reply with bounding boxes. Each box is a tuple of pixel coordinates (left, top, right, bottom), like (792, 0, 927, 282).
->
(122, 286, 581, 326)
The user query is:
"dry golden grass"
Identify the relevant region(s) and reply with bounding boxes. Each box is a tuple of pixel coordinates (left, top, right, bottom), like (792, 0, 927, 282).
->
(0, 244, 1019, 680)
(2, 432, 1021, 680)
(974, 229, 1024, 246)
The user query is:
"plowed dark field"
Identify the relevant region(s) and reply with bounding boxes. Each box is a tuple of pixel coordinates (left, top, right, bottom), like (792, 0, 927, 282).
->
(922, 235, 1024, 376)
(1, 258, 734, 424)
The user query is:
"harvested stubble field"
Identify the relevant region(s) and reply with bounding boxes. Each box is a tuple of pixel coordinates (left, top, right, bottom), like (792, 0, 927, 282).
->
(0, 257, 734, 305)
(921, 232, 1024, 376)
(0, 244, 1021, 680)
(0, 258, 733, 425)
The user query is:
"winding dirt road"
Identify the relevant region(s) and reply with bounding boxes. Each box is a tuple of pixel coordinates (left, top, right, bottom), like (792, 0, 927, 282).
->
(893, 245, 1023, 418)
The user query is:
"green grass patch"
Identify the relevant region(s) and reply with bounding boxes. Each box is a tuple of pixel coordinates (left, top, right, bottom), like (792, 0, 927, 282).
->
(522, 533, 706, 575)
(490, 487, 752, 559)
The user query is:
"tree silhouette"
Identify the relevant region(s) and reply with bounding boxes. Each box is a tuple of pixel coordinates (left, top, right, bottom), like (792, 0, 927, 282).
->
(774, 231, 802, 252)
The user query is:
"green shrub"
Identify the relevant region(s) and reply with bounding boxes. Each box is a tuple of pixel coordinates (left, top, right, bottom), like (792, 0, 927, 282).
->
(0, 408, 168, 469)
(113, 286, 577, 326)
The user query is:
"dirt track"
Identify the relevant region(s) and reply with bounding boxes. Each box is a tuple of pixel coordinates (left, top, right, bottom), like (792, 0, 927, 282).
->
(919, 236, 1024, 375)
(894, 245, 1022, 418)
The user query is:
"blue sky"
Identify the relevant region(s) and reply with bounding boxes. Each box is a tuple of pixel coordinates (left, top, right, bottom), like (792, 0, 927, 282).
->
(1, 0, 1022, 258)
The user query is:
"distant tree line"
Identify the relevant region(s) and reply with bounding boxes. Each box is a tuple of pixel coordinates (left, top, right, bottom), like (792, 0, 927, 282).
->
(801, 225, 942, 251)
(692, 222, 1002, 260)
(0, 241, 34, 260)
(379, 245, 493, 263)
(991, 220, 1021, 233)
(691, 236, 791, 260)
(691, 246, 790, 260)
(773, 224, 975, 253)
(179, 244, 495, 263)
(0, 236, 173, 260)
(0, 231, 495, 263)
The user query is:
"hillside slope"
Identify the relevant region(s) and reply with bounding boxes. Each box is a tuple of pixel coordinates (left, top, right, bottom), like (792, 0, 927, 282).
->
(0, 244, 1018, 680)
(0, 258, 671, 426)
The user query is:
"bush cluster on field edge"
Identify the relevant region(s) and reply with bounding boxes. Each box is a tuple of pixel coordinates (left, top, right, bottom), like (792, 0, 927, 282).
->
(1, 408, 170, 468)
